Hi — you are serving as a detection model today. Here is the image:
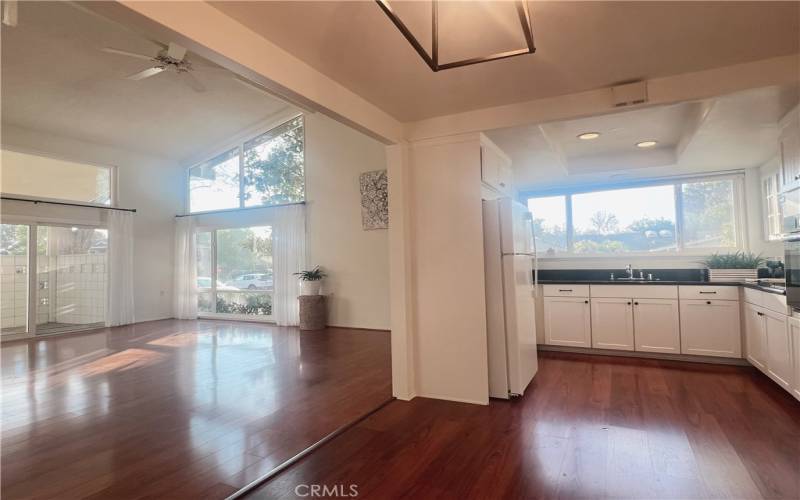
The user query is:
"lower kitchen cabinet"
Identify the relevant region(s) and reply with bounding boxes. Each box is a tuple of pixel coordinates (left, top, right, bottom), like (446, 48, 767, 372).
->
(590, 298, 634, 351)
(543, 296, 591, 347)
(633, 299, 680, 354)
(790, 317, 800, 401)
(744, 303, 767, 370)
(679, 299, 741, 357)
(765, 310, 792, 389)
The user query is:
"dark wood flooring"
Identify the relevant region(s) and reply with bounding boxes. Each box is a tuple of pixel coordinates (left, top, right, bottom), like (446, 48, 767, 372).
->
(0, 319, 392, 499)
(251, 351, 800, 500)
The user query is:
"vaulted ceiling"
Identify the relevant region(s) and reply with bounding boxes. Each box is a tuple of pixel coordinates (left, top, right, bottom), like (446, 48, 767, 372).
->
(211, 1, 800, 121)
(1, 1, 291, 163)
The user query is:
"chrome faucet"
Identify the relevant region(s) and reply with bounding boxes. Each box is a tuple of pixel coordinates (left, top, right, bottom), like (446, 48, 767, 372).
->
(625, 264, 634, 279)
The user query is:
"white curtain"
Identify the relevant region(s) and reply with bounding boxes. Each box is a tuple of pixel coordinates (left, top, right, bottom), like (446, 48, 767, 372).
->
(273, 204, 306, 326)
(106, 210, 135, 326)
(173, 217, 198, 320)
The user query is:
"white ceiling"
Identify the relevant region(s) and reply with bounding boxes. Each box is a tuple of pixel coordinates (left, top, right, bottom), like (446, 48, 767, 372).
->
(1, 1, 291, 163)
(210, 1, 800, 122)
(487, 85, 799, 192)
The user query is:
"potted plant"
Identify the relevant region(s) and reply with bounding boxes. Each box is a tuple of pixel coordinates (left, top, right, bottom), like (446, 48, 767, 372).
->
(703, 252, 764, 282)
(294, 266, 327, 295)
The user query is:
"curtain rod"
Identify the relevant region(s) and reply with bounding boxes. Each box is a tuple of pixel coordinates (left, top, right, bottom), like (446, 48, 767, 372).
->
(175, 201, 306, 218)
(1, 196, 137, 213)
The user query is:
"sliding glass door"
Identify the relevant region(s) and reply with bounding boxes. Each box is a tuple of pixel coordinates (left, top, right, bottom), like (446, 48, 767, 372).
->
(0, 222, 107, 337)
(1, 224, 30, 335)
(197, 225, 274, 320)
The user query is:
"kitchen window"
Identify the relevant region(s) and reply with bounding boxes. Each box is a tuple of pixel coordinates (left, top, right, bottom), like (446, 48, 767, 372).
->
(187, 116, 304, 214)
(527, 175, 744, 255)
(762, 171, 782, 241)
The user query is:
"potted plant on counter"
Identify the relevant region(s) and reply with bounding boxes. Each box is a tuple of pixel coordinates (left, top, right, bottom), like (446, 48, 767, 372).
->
(294, 266, 327, 295)
(703, 252, 764, 282)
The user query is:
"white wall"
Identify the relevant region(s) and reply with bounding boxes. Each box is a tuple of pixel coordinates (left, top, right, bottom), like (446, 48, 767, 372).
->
(1, 125, 183, 323)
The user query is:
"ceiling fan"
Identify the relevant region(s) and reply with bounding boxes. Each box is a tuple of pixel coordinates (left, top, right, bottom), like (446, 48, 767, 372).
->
(101, 42, 208, 92)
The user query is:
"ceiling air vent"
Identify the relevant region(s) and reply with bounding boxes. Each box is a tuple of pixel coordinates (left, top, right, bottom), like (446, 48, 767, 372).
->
(612, 81, 648, 107)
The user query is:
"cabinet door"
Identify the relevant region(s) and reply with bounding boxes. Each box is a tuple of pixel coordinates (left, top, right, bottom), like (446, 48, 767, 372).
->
(790, 318, 800, 401)
(591, 298, 634, 351)
(765, 310, 792, 389)
(679, 299, 742, 358)
(633, 299, 680, 353)
(544, 296, 591, 347)
(780, 122, 800, 190)
(744, 304, 767, 371)
(480, 146, 500, 188)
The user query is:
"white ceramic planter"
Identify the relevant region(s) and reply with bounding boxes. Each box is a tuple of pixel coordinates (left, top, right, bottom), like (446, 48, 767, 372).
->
(300, 280, 322, 295)
(708, 269, 758, 282)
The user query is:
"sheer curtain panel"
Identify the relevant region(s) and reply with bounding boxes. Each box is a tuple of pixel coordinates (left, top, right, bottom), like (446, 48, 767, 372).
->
(106, 211, 135, 326)
(173, 217, 198, 320)
(272, 204, 306, 326)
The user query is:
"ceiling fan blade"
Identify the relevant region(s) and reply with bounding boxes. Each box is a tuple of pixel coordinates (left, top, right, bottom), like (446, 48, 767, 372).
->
(102, 47, 154, 61)
(181, 72, 206, 93)
(166, 42, 187, 61)
(127, 66, 165, 81)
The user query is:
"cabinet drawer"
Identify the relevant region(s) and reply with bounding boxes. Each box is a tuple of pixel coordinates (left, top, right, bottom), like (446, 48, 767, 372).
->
(743, 287, 762, 306)
(543, 284, 590, 297)
(679, 285, 739, 301)
(590, 285, 677, 299)
(762, 292, 788, 315)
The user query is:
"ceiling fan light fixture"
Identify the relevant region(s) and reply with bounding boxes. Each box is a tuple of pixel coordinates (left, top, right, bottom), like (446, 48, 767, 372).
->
(375, 0, 535, 72)
(577, 132, 601, 140)
(636, 140, 658, 148)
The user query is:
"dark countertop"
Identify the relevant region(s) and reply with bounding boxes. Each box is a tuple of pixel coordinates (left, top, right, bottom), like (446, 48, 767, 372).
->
(538, 279, 786, 295)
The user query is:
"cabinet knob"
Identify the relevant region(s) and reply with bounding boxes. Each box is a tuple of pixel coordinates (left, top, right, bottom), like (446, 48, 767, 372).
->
(634, 302, 639, 305)
(584, 300, 589, 304)
(707, 300, 712, 305)
(627, 302, 632, 305)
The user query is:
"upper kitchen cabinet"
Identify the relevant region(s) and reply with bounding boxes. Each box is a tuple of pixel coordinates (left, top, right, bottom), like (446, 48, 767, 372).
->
(480, 136, 513, 197)
(779, 105, 800, 192)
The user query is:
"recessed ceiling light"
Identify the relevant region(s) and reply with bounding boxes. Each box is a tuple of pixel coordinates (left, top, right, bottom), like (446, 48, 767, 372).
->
(636, 140, 658, 148)
(577, 132, 601, 140)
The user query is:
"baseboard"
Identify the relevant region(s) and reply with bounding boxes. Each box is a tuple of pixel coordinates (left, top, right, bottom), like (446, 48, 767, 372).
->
(537, 344, 750, 366)
(325, 325, 390, 333)
(416, 392, 489, 406)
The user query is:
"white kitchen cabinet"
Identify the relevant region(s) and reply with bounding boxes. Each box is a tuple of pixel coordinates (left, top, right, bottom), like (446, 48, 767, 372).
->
(480, 138, 513, 196)
(544, 296, 591, 347)
(591, 298, 634, 351)
(789, 317, 800, 401)
(779, 109, 800, 191)
(633, 299, 681, 354)
(765, 310, 792, 389)
(679, 299, 742, 358)
(744, 303, 768, 371)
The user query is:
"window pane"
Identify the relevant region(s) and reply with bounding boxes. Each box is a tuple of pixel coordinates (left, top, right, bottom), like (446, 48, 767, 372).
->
(215, 226, 273, 317)
(1, 150, 110, 205)
(243, 117, 305, 207)
(572, 185, 676, 254)
(189, 148, 240, 213)
(1, 224, 29, 335)
(196, 231, 212, 292)
(528, 196, 567, 253)
(681, 179, 737, 249)
(35, 226, 107, 334)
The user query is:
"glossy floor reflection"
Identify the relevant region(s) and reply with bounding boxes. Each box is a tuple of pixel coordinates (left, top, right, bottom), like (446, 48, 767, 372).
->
(1, 320, 391, 499)
(252, 352, 800, 500)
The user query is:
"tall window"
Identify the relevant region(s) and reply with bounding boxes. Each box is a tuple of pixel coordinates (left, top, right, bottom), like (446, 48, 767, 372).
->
(1, 149, 112, 205)
(188, 116, 304, 213)
(762, 172, 782, 241)
(196, 226, 273, 319)
(527, 175, 742, 255)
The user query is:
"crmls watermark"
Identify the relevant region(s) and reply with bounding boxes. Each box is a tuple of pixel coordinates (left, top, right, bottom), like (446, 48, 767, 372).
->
(294, 484, 359, 497)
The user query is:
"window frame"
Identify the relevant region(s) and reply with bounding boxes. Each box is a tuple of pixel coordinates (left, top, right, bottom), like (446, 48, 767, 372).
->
(523, 173, 746, 257)
(1, 147, 117, 208)
(185, 114, 305, 215)
(762, 171, 783, 241)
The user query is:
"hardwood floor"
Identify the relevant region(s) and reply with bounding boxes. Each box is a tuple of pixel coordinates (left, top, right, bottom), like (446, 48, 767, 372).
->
(251, 351, 800, 500)
(0, 319, 391, 499)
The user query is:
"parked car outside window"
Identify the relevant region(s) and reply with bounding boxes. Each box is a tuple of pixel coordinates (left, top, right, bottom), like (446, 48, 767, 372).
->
(197, 277, 238, 290)
(230, 273, 273, 290)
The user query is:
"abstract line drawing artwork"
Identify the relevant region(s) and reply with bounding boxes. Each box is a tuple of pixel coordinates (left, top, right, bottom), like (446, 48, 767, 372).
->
(359, 170, 388, 230)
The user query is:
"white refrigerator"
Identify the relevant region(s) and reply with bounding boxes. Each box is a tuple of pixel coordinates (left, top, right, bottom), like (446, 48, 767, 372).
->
(483, 197, 539, 399)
